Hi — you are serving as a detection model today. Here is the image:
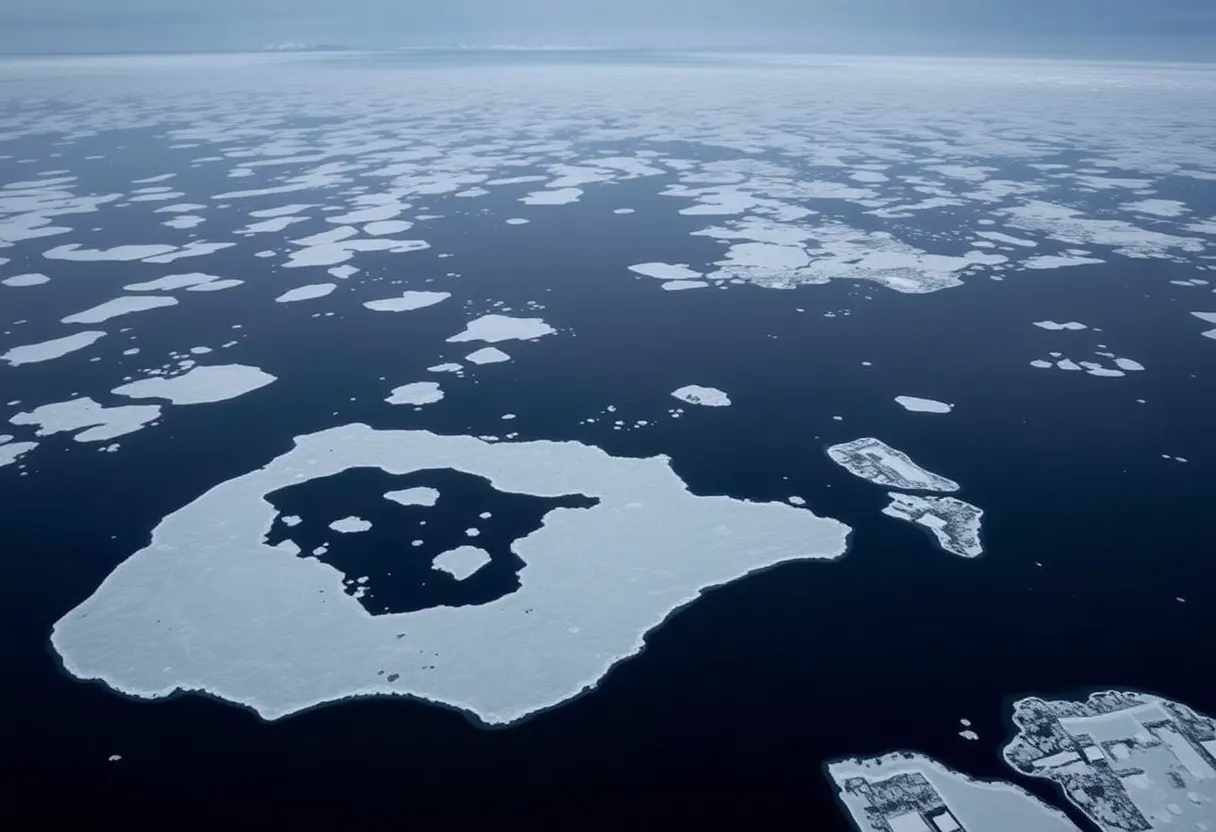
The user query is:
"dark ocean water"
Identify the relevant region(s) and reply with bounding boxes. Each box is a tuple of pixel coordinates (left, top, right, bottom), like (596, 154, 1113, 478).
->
(1, 132, 1214, 827)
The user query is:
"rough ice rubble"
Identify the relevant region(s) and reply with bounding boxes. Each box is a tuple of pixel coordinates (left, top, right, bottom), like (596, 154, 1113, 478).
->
(50, 424, 850, 725)
(882, 493, 984, 558)
(828, 438, 960, 492)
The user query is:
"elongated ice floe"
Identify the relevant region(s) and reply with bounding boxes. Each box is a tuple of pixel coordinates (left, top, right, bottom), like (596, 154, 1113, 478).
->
(882, 493, 983, 557)
(1004, 692, 1216, 832)
(0, 439, 37, 468)
(671, 385, 731, 407)
(828, 752, 1079, 832)
(628, 262, 703, 281)
(276, 283, 336, 303)
(520, 187, 582, 205)
(384, 486, 440, 507)
(61, 295, 178, 324)
(10, 397, 160, 443)
(124, 273, 222, 292)
(1, 273, 50, 287)
(827, 438, 960, 492)
(1033, 321, 1087, 331)
(894, 396, 953, 414)
(385, 382, 444, 406)
(2, 330, 105, 366)
(112, 365, 277, 405)
(1192, 311, 1216, 339)
(362, 291, 450, 312)
(446, 315, 555, 344)
(50, 423, 850, 725)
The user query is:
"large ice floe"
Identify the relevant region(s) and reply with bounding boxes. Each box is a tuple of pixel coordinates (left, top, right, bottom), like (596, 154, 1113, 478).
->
(11, 398, 160, 442)
(827, 438, 959, 492)
(51, 424, 850, 724)
(112, 365, 277, 405)
(828, 752, 1080, 832)
(446, 315, 555, 344)
(2, 331, 106, 366)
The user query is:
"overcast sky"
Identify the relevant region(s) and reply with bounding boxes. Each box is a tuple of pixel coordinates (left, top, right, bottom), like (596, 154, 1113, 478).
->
(1, 0, 1214, 59)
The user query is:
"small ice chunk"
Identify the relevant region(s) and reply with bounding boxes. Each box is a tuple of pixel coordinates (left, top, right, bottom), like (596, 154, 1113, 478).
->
(362, 291, 450, 312)
(661, 280, 709, 291)
(427, 363, 463, 373)
(433, 546, 492, 580)
(1056, 359, 1082, 371)
(1114, 357, 1145, 371)
(329, 516, 371, 534)
(384, 487, 440, 507)
(671, 385, 731, 407)
(385, 382, 443, 406)
(505, 218, 530, 225)
(1032, 321, 1087, 331)
(446, 315, 555, 344)
(465, 347, 511, 365)
(2, 273, 50, 287)
(894, 396, 953, 414)
(276, 284, 336, 303)
(281, 515, 302, 527)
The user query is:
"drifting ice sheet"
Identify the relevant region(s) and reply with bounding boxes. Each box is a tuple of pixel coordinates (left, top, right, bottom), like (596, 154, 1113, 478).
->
(50, 424, 851, 725)
(112, 365, 277, 405)
(882, 493, 984, 558)
(671, 385, 731, 407)
(276, 284, 336, 303)
(2, 331, 105, 366)
(465, 347, 511, 365)
(362, 291, 450, 312)
(446, 315, 555, 344)
(894, 396, 953, 414)
(61, 296, 178, 324)
(384, 487, 440, 508)
(10, 397, 160, 443)
(385, 382, 444, 406)
(433, 546, 492, 580)
(827, 438, 960, 492)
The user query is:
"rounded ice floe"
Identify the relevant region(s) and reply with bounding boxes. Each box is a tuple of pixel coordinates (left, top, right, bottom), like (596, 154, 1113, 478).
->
(894, 396, 953, 414)
(61, 296, 178, 325)
(384, 487, 440, 508)
(827, 438, 960, 492)
(50, 424, 850, 725)
(504, 218, 530, 225)
(446, 315, 555, 344)
(362, 291, 450, 312)
(433, 546, 492, 581)
(385, 382, 444, 406)
(111, 364, 277, 405)
(427, 363, 463, 374)
(329, 516, 372, 534)
(465, 347, 511, 365)
(671, 385, 731, 407)
(275, 283, 337, 303)
(10, 397, 160, 443)
(1, 273, 50, 287)
(2, 331, 106, 367)
(661, 280, 709, 291)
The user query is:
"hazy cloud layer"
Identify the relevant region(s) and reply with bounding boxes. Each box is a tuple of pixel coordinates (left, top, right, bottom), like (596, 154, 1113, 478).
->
(1, 0, 1214, 58)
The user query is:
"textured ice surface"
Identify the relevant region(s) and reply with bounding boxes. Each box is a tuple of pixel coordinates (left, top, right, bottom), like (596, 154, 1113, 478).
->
(894, 396, 953, 414)
(385, 382, 444, 406)
(671, 385, 731, 407)
(828, 752, 1079, 832)
(446, 315, 555, 344)
(112, 365, 277, 405)
(828, 438, 960, 492)
(882, 493, 984, 557)
(362, 291, 450, 312)
(2, 331, 105, 366)
(61, 295, 178, 324)
(51, 424, 850, 724)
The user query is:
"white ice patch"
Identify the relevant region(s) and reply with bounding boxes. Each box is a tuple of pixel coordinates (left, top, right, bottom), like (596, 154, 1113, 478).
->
(385, 382, 444, 406)
(124, 272, 222, 292)
(446, 315, 555, 344)
(275, 283, 336, 303)
(112, 365, 276, 405)
(329, 516, 372, 534)
(50, 423, 850, 724)
(188, 279, 243, 292)
(2, 331, 105, 366)
(1019, 255, 1106, 270)
(628, 262, 703, 281)
(61, 296, 178, 325)
(662, 280, 709, 291)
(10, 397, 160, 443)
(1122, 198, 1188, 218)
(362, 291, 450, 312)
(894, 396, 953, 414)
(363, 220, 414, 236)
(465, 347, 511, 365)
(427, 363, 463, 374)
(520, 188, 582, 205)
(2, 273, 50, 287)
(384, 487, 440, 508)
(671, 385, 731, 407)
(433, 546, 492, 581)
(505, 218, 530, 225)
(882, 493, 984, 558)
(828, 438, 959, 492)
(1033, 321, 1087, 331)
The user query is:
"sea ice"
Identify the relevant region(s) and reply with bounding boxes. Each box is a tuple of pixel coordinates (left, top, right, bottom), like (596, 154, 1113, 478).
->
(50, 423, 850, 724)
(628, 262, 703, 281)
(276, 283, 336, 303)
(894, 396, 953, 414)
(123, 273, 222, 292)
(882, 493, 984, 558)
(827, 438, 960, 492)
(465, 347, 511, 365)
(384, 487, 440, 508)
(433, 546, 492, 581)
(61, 296, 178, 324)
(1033, 321, 1087, 331)
(362, 291, 450, 312)
(1, 331, 105, 366)
(10, 397, 160, 443)
(385, 382, 444, 406)
(662, 280, 709, 291)
(520, 187, 582, 205)
(329, 517, 372, 534)
(427, 363, 463, 374)
(671, 385, 731, 407)
(1, 273, 50, 287)
(112, 365, 277, 405)
(446, 315, 555, 344)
